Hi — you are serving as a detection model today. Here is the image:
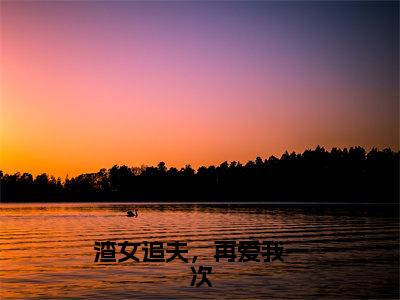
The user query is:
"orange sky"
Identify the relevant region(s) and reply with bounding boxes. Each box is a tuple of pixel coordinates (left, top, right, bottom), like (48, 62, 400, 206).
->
(1, 2, 398, 178)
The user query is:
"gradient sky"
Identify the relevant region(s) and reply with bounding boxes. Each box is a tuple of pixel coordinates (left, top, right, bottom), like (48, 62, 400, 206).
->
(1, 1, 399, 177)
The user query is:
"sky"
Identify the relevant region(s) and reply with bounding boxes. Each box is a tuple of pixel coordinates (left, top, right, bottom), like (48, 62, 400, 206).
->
(1, 1, 399, 178)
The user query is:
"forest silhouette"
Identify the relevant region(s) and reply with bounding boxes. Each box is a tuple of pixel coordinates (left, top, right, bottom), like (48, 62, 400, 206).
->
(1, 146, 398, 202)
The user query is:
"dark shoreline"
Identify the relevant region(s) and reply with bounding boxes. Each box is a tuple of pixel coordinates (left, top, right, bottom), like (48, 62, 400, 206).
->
(2, 146, 398, 203)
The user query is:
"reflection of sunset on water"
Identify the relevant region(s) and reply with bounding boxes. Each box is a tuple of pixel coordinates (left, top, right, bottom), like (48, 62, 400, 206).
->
(0, 203, 398, 298)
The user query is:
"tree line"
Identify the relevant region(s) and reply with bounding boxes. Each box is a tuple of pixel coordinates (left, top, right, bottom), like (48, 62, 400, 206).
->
(1, 146, 398, 202)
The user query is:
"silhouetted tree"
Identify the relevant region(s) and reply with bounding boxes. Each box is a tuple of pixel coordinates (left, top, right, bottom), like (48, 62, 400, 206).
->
(1, 146, 398, 203)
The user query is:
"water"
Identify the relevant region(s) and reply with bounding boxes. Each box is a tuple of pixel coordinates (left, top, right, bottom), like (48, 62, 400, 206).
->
(0, 203, 398, 299)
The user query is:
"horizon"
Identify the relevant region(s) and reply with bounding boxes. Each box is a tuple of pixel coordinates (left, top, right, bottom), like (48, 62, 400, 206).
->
(1, 2, 399, 299)
(1, 145, 398, 180)
(1, 1, 399, 178)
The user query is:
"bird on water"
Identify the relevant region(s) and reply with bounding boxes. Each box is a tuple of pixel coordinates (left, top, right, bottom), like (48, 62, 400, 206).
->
(127, 209, 138, 217)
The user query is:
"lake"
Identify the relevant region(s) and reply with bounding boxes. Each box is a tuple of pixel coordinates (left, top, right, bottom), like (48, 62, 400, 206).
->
(0, 203, 398, 299)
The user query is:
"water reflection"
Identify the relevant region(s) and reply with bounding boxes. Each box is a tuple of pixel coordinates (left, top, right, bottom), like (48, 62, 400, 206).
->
(0, 203, 398, 299)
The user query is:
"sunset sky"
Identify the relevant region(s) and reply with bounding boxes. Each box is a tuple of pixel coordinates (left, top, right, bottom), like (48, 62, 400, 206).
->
(1, 1, 398, 178)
